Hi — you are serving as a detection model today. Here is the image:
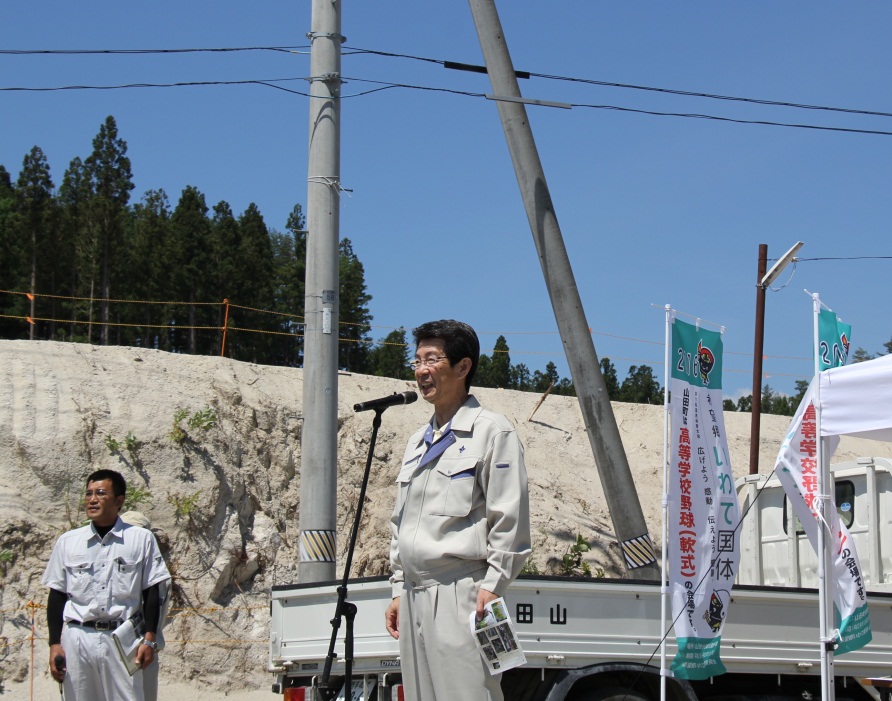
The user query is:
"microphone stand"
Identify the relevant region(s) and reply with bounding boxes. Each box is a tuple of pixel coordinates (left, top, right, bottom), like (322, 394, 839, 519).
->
(318, 406, 388, 701)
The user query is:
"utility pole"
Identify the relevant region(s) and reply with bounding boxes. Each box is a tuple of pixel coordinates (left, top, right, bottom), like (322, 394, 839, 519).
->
(298, 0, 343, 583)
(749, 241, 803, 475)
(749, 244, 768, 475)
(467, 0, 659, 581)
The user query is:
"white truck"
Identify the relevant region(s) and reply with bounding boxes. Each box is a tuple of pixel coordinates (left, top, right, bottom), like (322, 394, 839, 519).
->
(268, 457, 892, 701)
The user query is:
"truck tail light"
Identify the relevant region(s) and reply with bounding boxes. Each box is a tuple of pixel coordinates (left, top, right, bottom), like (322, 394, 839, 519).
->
(284, 688, 310, 701)
(395, 684, 404, 701)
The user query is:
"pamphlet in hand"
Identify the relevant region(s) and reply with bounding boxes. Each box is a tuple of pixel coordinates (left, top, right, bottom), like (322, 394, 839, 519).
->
(111, 619, 142, 676)
(468, 597, 526, 675)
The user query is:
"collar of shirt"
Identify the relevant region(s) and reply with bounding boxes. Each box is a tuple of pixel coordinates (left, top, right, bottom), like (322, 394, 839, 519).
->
(87, 517, 126, 545)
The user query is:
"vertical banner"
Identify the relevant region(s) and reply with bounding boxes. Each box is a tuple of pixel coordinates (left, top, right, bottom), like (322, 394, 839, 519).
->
(818, 308, 852, 371)
(668, 319, 740, 679)
(774, 387, 872, 654)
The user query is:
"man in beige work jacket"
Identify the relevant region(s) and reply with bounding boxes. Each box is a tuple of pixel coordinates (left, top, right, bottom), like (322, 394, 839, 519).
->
(385, 319, 531, 701)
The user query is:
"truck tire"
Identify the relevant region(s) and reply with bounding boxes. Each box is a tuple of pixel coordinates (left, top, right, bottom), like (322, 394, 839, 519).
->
(574, 686, 651, 701)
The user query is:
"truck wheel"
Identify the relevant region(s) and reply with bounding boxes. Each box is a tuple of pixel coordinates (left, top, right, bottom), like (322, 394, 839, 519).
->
(576, 687, 650, 701)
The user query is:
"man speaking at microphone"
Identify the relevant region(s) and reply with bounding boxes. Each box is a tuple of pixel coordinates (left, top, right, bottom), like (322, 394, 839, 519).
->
(384, 320, 531, 701)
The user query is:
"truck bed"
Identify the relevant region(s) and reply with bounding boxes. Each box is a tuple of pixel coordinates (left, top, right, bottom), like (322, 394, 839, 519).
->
(269, 575, 892, 680)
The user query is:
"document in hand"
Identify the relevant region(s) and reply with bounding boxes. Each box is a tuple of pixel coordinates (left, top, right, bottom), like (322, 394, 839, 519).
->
(468, 597, 526, 675)
(111, 619, 142, 676)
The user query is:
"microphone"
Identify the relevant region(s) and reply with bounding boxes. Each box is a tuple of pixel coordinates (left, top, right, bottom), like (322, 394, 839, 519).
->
(354, 391, 418, 413)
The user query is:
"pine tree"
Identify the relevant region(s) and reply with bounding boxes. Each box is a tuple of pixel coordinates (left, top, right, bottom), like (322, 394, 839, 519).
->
(508, 362, 531, 391)
(267, 204, 307, 365)
(369, 328, 412, 380)
(84, 116, 134, 345)
(0, 165, 22, 338)
(15, 147, 55, 340)
(208, 201, 241, 354)
(489, 336, 511, 388)
(169, 186, 211, 354)
(126, 189, 171, 349)
(618, 364, 662, 404)
(599, 357, 620, 400)
(532, 361, 561, 394)
(338, 238, 372, 373)
(232, 203, 275, 362)
(59, 157, 95, 341)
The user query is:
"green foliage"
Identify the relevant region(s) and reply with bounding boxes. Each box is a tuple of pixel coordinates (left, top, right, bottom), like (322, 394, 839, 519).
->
(169, 408, 189, 445)
(85, 116, 135, 346)
(122, 485, 152, 513)
(734, 383, 802, 417)
(168, 490, 203, 525)
(618, 364, 662, 404)
(600, 357, 621, 400)
(560, 534, 592, 577)
(124, 431, 139, 457)
(520, 556, 539, 575)
(852, 347, 875, 363)
(369, 328, 412, 380)
(105, 431, 140, 459)
(169, 406, 217, 445)
(0, 548, 13, 579)
(173, 407, 190, 423)
(338, 238, 373, 373)
(187, 407, 218, 431)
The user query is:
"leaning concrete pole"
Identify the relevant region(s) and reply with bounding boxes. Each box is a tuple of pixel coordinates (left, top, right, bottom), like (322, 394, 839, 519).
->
(468, 0, 659, 580)
(298, 0, 342, 583)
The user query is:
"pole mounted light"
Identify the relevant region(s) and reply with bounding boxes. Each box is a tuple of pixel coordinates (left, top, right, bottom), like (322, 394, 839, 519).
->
(749, 240, 804, 475)
(761, 241, 804, 288)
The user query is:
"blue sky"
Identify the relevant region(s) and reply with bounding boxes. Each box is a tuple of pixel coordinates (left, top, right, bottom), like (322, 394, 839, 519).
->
(4, 2, 891, 399)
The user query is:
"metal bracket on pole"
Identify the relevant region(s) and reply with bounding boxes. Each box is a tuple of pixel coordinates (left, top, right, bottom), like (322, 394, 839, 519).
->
(308, 176, 352, 194)
(307, 31, 346, 43)
(307, 72, 342, 84)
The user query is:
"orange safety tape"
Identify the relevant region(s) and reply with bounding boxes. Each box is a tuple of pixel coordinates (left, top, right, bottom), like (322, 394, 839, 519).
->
(1, 289, 816, 363)
(0, 289, 221, 305)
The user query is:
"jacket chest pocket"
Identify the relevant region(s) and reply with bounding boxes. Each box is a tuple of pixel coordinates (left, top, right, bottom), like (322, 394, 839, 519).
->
(395, 460, 420, 518)
(112, 559, 139, 595)
(63, 560, 94, 598)
(431, 457, 480, 517)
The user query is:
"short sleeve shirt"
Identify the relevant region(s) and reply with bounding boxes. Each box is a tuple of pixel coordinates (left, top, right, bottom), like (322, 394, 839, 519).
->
(42, 518, 170, 623)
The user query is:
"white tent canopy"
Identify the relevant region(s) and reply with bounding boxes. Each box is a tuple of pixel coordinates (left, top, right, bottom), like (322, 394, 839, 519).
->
(817, 352, 892, 443)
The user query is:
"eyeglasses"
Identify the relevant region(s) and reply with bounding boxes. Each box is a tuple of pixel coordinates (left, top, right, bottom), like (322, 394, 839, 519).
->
(409, 356, 449, 371)
(84, 489, 114, 499)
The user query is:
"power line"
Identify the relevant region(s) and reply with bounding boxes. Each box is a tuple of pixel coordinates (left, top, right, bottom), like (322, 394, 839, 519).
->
(797, 256, 892, 262)
(7, 44, 892, 122)
(0, 46, 307, 56)
(6, 74, 892, 137)
(345, 45, 892, 120)
(0, 77, 313, 96)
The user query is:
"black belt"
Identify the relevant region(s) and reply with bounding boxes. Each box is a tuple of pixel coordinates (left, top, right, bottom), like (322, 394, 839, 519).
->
(70, 619, 123, 631)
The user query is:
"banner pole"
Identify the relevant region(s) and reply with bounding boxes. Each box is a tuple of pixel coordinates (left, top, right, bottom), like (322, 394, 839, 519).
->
(812, 292, 835, 701)
(660, 304, 672, 701)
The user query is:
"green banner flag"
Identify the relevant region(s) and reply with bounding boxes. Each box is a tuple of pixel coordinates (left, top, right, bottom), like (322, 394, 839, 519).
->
(818, 308, 851, 371)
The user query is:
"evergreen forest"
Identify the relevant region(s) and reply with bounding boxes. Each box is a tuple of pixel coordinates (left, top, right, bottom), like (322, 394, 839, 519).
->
(8, 115, 885, 415)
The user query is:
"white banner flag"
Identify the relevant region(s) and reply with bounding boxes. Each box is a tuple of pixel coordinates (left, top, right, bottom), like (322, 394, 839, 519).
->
(773, 382, 871, 654)
(668, 319, 740, 679)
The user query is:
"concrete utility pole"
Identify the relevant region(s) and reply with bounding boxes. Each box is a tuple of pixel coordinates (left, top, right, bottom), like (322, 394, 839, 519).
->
(298, 0, 343, 583)
(467, 0, 659, 580)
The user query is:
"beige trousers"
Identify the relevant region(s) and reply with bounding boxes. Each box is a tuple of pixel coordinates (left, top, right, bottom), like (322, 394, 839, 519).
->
(399, 573, 503, 701)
